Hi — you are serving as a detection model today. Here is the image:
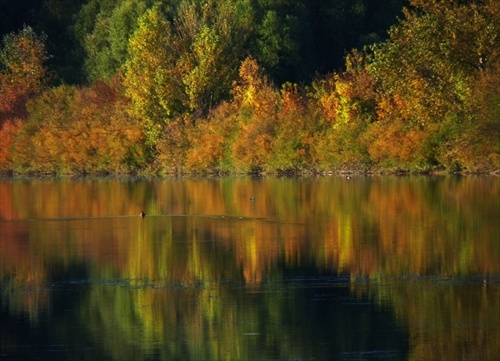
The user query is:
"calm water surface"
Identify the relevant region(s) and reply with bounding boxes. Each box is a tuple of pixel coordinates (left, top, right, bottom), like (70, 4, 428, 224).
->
(0, 176, 498, 361)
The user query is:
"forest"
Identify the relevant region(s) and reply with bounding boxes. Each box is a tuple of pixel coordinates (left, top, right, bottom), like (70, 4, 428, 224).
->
(0, 0, 498, 175)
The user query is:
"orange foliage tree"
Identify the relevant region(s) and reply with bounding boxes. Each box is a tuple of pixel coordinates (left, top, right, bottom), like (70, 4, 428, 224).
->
(12, 79, 144, 174)
(0, 118, 22, 171)
(269, 82, 319, 172)
(184, 102, 238, 174)
(68, 79, 145, 174)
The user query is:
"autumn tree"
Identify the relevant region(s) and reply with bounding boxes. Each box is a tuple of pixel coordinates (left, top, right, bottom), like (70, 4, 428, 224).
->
(0, 26, 49, 171)
(367, 0, 499, 171)
(269, 82, 319, 171)
(230, 57, 280, 172)
(12, 85, 76, 172)
(312, 50, 376, 170)
(124, 0, 252, 164)
(0, 118, 22, 171)
(10, 76, 145, 174)
(0, 26, 49, 119)
(183, 102, 238, 173)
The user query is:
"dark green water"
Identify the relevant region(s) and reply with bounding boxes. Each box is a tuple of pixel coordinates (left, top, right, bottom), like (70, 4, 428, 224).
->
(0, 176, 498, 360)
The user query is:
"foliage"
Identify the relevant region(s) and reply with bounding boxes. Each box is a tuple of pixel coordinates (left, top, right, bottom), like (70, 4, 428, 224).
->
(124, 1, 251, 145)
(0, 26, 48, 91)
(2, 0, 407, 86)
(12, 79, 144, 174)
(79, 0, 154, 82)
(367, 0, 499, 171)
(0, 25, 49, 121)
(155, 115, 192, 175)
(123, 5, 179, 147)
(230, 57, 280, 172)
(311, 50, 376, 170)
(458, 57, 500, 171)
(0, 118, 22, 171)
(0, 26, 49, 171)
(268, 83, 318, 171)
(0, 0, 498, 175)
(184, 102, 238, 173)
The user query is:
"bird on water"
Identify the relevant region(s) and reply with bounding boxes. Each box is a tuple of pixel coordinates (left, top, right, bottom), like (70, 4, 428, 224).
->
(140, 211, 146, 218)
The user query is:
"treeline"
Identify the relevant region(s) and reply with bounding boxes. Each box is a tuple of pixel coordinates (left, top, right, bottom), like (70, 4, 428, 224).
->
(0, 0, 405, 85)
(0, 0, 498, 175)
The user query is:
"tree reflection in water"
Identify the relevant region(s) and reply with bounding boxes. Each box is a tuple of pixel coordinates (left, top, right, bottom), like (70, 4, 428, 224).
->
(0, 176, 498, 360)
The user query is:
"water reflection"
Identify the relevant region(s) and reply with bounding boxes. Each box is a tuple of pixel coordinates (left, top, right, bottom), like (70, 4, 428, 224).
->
(0, 176, 498, 360)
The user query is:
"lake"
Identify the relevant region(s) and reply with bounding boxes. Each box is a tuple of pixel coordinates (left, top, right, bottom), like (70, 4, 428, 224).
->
(0, 176, 498, 360)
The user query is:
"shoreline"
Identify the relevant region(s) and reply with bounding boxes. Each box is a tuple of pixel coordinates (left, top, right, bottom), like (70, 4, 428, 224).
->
(1, 166, 499, 179)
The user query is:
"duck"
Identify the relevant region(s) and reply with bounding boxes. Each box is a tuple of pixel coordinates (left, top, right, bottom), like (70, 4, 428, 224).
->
(140, 211, 146, 218)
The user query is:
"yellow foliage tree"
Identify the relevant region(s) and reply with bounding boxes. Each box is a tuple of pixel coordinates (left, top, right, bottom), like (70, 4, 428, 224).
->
(231, 57, 280, 172)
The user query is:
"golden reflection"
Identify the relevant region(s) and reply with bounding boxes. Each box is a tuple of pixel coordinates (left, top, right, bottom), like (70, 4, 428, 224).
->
(0, 176, 498, 359)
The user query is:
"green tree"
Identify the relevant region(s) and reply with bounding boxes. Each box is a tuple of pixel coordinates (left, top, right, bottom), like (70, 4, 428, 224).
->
(71, 0, 116, 81)
(73, 0, 162, 82)
(250, 0, 311, 84)
(124, 6, 180, 147)
(311, 51, 375, 170)
(125, 1, 252, 126)
(183, 26, 223, 113)
(182, 0, 251, 115)
(256, 10, 299, 81)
